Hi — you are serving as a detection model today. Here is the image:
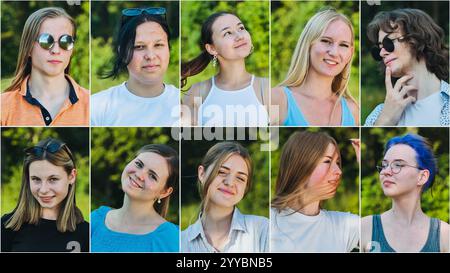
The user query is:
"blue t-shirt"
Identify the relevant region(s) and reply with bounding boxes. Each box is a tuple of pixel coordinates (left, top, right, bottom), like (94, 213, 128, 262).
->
(91, 206, 179, 252)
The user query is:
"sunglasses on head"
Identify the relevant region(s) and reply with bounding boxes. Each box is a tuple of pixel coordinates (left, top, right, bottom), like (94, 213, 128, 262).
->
(122, 7, 166, 20)
(24, 140, 74, 163)
(371, 35, 405, 61)
(36, 33, 75, 51)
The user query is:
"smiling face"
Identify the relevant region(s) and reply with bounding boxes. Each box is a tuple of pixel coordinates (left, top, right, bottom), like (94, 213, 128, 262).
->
(121, 152, 172, 202)
(200, 154, 249, 210)
(306, 143, 342, 199)
(29, 160, 75, 213)
(309, 19, 353, 78)
(380, 144, 426, 197)
(30, 16, 74, 77)
(206, 14, 252, 62)
(127, 21, 170, 86)
(377, 27, 414, 78)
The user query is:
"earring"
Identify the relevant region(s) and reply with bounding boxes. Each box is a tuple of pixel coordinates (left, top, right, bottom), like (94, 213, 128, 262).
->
(157, 198, 161, 204)
(250, 45, 254, 54)
(212, 55, 218, 67)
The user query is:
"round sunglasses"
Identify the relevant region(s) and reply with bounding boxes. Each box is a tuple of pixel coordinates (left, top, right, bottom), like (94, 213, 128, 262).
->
(36, 33, 75, 51)
(370, 35, 405, 61)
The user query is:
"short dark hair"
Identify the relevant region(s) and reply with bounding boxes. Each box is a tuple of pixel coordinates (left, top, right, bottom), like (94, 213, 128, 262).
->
(367, 8, 448, 82)
(103, 14, 171, 79)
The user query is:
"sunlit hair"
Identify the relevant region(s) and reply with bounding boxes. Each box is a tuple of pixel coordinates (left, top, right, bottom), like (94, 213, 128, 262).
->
(279, 8, 357, 114)
(4, 7, 76, 92)
(136, 144, 178, 218)
(367, 8, 448, 82)
(272, 131, 340, 212)
(385, 134, 437, 192)
(198, 142, 253, 215)
(5, 138, 83, 233)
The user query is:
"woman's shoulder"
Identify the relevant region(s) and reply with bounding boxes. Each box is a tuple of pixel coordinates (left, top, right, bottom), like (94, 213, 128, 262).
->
(91, 206, 112, 219)
(92, 83, 125, 99)
(1, 213, 14, 227)
(364, 103, 384, 126)
(324, 210, 359, 223)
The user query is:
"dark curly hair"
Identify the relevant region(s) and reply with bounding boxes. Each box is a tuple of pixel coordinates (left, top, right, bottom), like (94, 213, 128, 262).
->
(367, 8, 448, 82)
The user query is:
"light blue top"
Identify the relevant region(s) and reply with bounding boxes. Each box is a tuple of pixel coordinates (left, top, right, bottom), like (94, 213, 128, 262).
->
(282, 87, 355, 126)
(91, 206, 179, 253)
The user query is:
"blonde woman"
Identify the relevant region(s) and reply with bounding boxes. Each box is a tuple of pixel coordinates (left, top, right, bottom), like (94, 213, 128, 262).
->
(181, 142, 269, 252)
(1, 7, 89, 126)
(1, 138, 88, 252)
(271, 8, 359, 126)
(271, 131, 360, 252)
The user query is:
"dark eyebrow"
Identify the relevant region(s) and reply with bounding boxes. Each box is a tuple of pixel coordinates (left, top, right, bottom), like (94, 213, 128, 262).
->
(220, 22, 244, 32)
(220, 165, 248, 177)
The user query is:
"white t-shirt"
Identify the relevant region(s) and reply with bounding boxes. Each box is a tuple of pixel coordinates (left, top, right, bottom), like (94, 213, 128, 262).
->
(91, 82, 180, 126)
(398, 91, 442, 126)
(271, 208, 359, 252)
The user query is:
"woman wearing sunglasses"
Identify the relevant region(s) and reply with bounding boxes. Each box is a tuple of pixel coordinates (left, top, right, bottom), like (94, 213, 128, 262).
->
(364, 9, 449, 126)
(362, 134, 449, 252)
(91, 144, 179, 252)
(181, 12, 270, 126)
(271, 131, 360, 252)
(271, 8, 359, 126)
(91, 7, 179, 126)
(1, 138, 89, 252)
(1, 7, 89, 126)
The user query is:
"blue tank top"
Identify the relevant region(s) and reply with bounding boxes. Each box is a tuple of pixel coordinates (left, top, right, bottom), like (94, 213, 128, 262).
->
(370, 214, 440, 252)
(282, 86, 355, 126)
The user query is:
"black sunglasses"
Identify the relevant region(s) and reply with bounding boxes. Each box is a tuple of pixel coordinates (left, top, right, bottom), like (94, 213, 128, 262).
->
(122, 7, 166, 19)
(24, 140, 75, 163)
(371, 35, 405, 61)
(36, 33, 75, 51)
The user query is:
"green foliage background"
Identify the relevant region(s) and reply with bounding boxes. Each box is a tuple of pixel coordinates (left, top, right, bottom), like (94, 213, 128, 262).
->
(181, 128, 270, 230)
(1, 128, 90, 221)
(361, 127, 449, 222)
(271, 1, 360, 102)
(271, 127, 359, 214)
(181, 0, 269, 91)
(91, 1, 179, 93)
(91, 127, 179, 224)
(1, 0, 90, 91)
(361, 1, 449, 122)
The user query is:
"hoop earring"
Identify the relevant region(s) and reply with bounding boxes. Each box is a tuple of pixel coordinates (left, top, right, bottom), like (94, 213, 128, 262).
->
(212, 55, 218, 67)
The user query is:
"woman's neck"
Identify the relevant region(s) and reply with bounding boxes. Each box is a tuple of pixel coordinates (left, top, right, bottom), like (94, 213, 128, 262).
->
(41, 207, 59, 220)
(300, 69, 335, 100)
(126, 77, 165, 98)
(202, 204, 234, 234)
(117, 195, 160, 224)
(29, 71, 68, 99)
(216, 59, 251, 90)
(389, 190, 426, 226)
(405, 61, 441, 100)
(291, 201, 321, 216)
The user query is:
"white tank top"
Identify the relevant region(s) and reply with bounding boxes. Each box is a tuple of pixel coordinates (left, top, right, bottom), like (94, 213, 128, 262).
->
(197, 75, 269, 126)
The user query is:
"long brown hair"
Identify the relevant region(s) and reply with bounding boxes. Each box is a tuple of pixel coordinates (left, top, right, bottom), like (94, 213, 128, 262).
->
(198, 142, 253, 215)
(4, 7, 76, 92)
(272, 131, 340, 212)
(5, 138, 83, 233)
(136, 144, 178, 218)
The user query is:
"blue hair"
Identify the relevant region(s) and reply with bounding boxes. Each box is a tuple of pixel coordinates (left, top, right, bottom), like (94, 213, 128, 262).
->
(385, 134, 437, 192)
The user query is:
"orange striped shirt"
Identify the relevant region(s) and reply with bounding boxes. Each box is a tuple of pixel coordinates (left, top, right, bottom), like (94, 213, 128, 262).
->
(1, 75, 89, 126)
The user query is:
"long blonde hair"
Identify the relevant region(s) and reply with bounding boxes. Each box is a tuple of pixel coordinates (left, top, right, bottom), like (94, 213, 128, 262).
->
(198, 142, 253, 215)
(279, 8, 357, 111)
(5, 138, 83, 233)
(272, 131, 340, 212)
(4, 7, 76, 92)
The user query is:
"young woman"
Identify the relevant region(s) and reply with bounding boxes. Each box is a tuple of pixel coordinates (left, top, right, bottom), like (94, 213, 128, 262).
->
(1, 7, 89, 126)
(271, 131, 360, 252)
(364, 9, 449, 126)
(91, 144, 179, 252)
(1, 138, 89, 252)
(181, 142, 269, 252)
(91, 7, 179, 126)
(362, 134, 449, 252)
(271, 8, 359, 126)
(181, 12, 270, 126)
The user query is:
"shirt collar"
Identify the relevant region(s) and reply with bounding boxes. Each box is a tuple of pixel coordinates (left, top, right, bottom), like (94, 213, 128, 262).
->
(22, 75, 79, 105)
(187, 207, 248, 242)
(440, 80, 449, 97)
